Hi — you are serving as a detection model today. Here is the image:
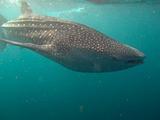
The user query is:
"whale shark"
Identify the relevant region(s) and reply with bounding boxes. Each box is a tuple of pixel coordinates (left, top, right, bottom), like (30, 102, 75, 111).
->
(0, 0, 145, 72)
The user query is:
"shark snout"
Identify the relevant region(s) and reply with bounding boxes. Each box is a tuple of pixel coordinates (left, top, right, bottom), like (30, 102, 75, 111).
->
(125, 45, 145, 65)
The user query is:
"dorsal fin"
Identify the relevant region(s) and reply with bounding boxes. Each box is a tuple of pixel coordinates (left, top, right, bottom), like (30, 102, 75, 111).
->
(20, 0, 32, 15)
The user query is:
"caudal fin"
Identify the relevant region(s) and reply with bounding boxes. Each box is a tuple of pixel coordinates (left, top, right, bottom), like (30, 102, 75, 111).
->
(0, 15, 7, 52)
(0, 15, 7, 25)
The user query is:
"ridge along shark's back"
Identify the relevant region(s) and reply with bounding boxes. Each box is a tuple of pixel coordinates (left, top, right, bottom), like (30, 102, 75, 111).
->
(0, 0, 145, 72)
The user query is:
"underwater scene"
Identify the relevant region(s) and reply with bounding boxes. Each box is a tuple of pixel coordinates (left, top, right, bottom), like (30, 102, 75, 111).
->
(0, 0, 160, 120)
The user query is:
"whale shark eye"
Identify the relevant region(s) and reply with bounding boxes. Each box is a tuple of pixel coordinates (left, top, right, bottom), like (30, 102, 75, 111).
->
(112, 56, 119, 61)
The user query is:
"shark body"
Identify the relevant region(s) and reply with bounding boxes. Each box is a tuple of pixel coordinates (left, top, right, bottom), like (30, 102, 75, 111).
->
(0, 0, 145, 72)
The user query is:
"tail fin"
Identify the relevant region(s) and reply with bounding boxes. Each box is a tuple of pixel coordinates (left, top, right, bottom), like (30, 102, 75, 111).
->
(20, 0, 32, 15)
(0, 15, 7, 52)
(0, 15, 7, 25)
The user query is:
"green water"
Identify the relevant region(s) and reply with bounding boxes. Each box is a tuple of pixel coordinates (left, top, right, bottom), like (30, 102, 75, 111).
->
(0, 0, 160, 120)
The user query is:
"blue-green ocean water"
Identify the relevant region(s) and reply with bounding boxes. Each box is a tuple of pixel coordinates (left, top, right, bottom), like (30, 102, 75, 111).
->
(0, 0, 160, 120)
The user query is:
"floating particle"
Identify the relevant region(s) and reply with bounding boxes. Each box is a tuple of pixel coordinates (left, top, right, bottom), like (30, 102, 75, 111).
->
(80, 105, 84, 113)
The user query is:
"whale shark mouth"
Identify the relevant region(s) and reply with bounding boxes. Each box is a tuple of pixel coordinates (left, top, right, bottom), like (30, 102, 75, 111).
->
(127, 59, 144, 64)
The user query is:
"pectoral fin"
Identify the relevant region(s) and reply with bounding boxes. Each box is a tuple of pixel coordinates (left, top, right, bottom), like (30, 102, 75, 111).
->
(0, 38, 54, 60)
(0, 38, 35, 49)
(0, 38, 52, 53)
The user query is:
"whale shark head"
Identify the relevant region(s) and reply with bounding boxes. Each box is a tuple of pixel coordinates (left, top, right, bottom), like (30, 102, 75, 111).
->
(122, 45, 145, 65)
(96, 43, 145, 72)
